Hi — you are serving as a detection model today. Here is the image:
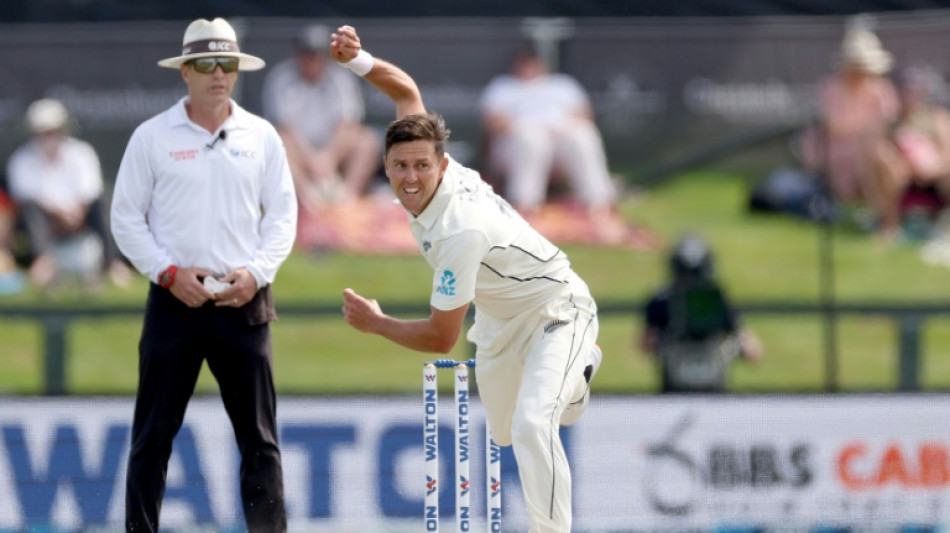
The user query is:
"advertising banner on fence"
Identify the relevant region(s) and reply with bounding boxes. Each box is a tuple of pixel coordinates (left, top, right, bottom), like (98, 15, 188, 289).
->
(1, 395, 949, 532)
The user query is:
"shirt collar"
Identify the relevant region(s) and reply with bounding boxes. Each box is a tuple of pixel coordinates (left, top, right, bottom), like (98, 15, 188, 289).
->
(168, 96, 252, 133)
(411, 156, 456, 230)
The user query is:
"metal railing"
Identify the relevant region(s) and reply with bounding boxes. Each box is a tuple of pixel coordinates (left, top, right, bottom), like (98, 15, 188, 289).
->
(1, 300, 947, 395)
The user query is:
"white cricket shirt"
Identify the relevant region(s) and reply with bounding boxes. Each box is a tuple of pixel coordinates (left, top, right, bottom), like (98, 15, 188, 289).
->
(110, 97, 298, 287)
(261, 59, 365, 149)
(7, 136, 104, 211)
(479, 73, 589, 130)
(409, 156, 592, 338)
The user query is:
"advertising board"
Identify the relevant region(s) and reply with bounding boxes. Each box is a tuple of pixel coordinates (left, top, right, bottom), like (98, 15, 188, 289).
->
(1, 396, 948, 531)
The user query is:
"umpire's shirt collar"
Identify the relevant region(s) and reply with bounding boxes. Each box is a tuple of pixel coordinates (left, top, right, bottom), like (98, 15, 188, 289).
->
(169, 96, 253, 135)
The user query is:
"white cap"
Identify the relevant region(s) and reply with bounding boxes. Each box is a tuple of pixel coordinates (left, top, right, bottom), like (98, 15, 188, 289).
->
(26, 98, 69, 133)
(839, 28, 893, 74)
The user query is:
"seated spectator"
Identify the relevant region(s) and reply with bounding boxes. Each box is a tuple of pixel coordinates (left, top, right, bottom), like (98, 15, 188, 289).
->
(0, 189, 26, 295)
(639, 233, 762, 393)
(478, 42, 625, 243)
(875, 66, 950, 240)
(6, 98, 132, 291)
(798, 25, 900, 240)
(262, 24, 381, 213)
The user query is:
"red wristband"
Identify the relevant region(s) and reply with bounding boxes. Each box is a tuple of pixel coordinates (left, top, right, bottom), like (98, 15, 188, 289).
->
(158, 265, 178, 289)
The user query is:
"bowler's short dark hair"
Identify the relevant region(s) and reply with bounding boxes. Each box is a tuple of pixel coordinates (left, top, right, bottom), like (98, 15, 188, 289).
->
(385, 112, 451, 159)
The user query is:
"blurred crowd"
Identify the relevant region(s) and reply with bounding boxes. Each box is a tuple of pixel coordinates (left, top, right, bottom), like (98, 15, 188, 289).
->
(798, 20, 950, 251)
(2, 17, 949, 303)
(283, 25, 650, 254)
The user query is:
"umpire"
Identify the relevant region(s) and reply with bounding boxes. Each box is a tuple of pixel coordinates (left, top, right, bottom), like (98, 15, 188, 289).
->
(110, 18, 297, 532)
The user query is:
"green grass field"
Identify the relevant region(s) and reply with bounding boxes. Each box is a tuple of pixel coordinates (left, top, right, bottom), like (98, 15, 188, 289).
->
(3, 170, 950, 395)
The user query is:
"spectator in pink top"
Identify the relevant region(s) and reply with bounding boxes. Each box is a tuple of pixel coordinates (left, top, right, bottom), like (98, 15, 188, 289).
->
(800, 26, 900, 239)
(875, 66, 950, 240)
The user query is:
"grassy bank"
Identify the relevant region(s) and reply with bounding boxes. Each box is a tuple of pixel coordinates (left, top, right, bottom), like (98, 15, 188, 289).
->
(2, 171, 950, 395)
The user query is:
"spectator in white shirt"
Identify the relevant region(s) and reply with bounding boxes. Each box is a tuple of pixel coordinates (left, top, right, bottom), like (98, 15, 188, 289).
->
(262, 24, 381, 211)
(6, 98, 132, 290)
(479, 43, 621, 240)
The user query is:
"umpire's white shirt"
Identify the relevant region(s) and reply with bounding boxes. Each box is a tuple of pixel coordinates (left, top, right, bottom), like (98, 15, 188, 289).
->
(409, 156, 595, 354)
(111, 97, 298, 288)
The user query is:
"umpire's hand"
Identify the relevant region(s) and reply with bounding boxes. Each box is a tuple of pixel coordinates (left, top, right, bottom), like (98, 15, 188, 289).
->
(170, 266, 214, 308)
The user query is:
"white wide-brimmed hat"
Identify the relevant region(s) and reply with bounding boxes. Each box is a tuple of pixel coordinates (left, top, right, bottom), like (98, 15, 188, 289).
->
(158, 17, 265, 71)
(839, 28, 893, 74)
(26, 98, 69, 133)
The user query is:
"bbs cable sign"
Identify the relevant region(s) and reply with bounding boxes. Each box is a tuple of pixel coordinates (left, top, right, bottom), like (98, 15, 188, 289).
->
(1, 396, 949, 531)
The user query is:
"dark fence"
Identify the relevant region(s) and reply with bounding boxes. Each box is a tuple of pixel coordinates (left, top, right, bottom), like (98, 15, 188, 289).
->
(0, 300, 945, 395)
(3, 12, 950, 186)
(1, 0, 947, 22)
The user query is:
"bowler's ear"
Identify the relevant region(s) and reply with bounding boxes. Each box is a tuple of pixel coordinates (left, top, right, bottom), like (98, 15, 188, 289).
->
(439, 155, 449, 174)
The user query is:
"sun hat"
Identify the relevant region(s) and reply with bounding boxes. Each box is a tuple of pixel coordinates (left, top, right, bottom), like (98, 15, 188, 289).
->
(158, 17, 265, 71)
(839, 28, 893, 74)
(26, 98, 69, 133)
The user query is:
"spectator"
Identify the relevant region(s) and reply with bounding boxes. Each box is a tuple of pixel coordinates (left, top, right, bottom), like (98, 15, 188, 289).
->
(639, 233, 762, 393)
(799, 25, 900, 240)
(478, 42, 625, 242)
(6, 98, 132, 291)
(0, 190, 26, 295)
(876, 66, 950, 240)
(262, 24, 381, 212)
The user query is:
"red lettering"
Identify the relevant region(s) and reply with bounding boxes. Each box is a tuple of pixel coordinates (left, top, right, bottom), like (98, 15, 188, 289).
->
(918, 443, 950, 488)
(875, 444, 911, 486)
(839, 442, 950, 490)
(838, 443, 868, 490)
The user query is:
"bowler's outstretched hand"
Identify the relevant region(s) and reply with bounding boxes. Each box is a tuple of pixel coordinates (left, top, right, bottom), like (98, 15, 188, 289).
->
(342, 287, 383, 333)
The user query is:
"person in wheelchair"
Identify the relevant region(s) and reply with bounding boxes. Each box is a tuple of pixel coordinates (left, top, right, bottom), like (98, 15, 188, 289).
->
(639, 233, 762, 393)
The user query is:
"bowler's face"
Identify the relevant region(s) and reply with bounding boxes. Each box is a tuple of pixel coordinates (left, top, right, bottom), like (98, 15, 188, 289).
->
(384, 140, 448, 217)
(181, 58, 238, 106)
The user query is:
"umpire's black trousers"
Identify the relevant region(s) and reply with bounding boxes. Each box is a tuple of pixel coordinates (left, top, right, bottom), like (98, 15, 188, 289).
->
(126, 283, 286, 533)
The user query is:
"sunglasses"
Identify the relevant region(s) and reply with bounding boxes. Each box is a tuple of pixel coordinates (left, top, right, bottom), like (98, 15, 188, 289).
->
(189, 57, 239, 74)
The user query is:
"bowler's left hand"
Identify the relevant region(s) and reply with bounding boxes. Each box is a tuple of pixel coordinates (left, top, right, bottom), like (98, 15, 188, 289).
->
(342, 287, 383, 333)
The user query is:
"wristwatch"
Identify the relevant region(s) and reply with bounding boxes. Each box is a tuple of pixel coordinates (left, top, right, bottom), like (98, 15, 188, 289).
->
(158, 265, 178, 289)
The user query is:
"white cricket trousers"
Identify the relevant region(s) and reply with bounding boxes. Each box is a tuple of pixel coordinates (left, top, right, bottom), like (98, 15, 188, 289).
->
(490, 121, 616, 210)
(474, 293, 599, 533)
